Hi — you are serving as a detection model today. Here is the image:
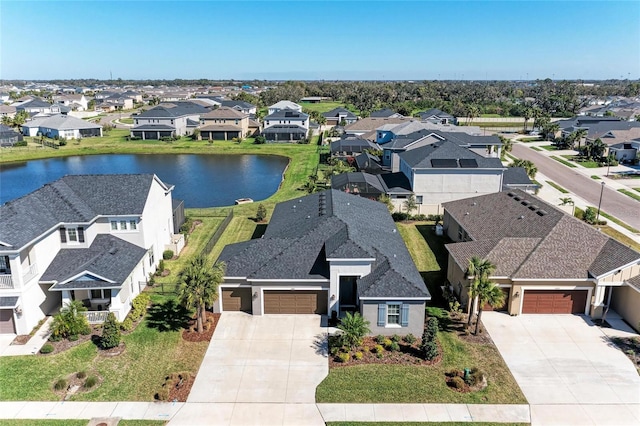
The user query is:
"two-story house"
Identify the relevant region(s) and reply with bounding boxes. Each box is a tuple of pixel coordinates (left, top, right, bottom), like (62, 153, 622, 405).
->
(0, 174, 174, 335)
(268, 100, 302, 115)
(322, 107, 358, 127)
(199, 107, 250, 140)
(52, 94, 89, 111)
(262, 108, 309, 142)
(130, 102, 209, 140)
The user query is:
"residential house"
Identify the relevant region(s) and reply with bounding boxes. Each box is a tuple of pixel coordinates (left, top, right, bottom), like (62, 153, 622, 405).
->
(370, 109, 404, 118)
(417, 108, 457, 125)
(268, 100, 302, 115)
(0, 174, 175, 335)
(218, 100, 256, 116)
(199, 107, 250, 140)
(0, 124, 24, 147)
(330, 137, 380, 158)
(322, 107, 358, 127)
(262, 108, 309, 142)
(0, 93, 10, 103)
(501, 167, 539, 193)
(609, 139, 640, 163)
(0, 105, 16, 119)
(343, 117, 410, 139)
(12, 98, 57, 115)
(443, 190, 640, 331)
(216, 190, 430, 337)
(52, 94, 89, 111)
(331, 172, 412, 200)
(131, 102, 209, 139)
(21, 114, 102, 139)
(556, 116, 640, 147)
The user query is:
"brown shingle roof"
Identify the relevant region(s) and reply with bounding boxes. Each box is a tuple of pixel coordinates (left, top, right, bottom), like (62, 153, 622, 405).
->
(344, 117, 410, 132)
(627, 275, 640, 291)
(201, 106, 246, 119)
(446, 238, 541, 277)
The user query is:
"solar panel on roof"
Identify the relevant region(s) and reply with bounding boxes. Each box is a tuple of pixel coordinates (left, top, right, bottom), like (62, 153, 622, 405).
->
(431, 159, 458, 168)
(459, 159, 478, 168)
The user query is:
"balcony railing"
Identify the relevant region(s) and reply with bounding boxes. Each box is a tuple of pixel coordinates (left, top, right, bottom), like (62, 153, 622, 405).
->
(81, 311, 109, 324)
(0, 274, 14, 289)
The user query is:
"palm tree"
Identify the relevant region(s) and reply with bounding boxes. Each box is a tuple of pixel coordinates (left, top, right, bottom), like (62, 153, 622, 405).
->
(337, 312, 370, 349)
(544, 123, 560, 141)
(571, 129, 588, 152)
(474, 278, 506, 335)
(466, 257, 496, 326)
(510, 159, 537, 179)
(498, 135, 513, 160)
(1, 116, 12, 127)
(176, 256, 225, 333)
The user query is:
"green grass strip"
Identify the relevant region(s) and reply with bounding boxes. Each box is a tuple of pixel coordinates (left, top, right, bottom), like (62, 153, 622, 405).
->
(618, 188, 640, 202)
(551, 156, 577, 168)
(591, 175, 601, 180)
(597, 211, 640, 234)
(545, 180, 569, 193)
(530, 146, 542, 152)
(540, 145, 557, 151)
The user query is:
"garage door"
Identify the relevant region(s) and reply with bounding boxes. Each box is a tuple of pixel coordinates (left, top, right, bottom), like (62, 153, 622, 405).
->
(0, 309, 15, 334)
(222, 288, 252, 313)
(483, 287, 510, 312)
(522, 290, 588, 314)
(263, 290, 328, 314)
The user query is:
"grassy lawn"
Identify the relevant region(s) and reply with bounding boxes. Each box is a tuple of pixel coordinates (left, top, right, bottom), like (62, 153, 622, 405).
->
(300, 101, 360, 115)
(550, 155, 577, 168)
(559, 155, 599, 168)
(596, 211, 640, 234)
(316, 222, 526, 404)
(618, 188, 640, 202)
(539, 144, 558, 151)
(327, 423, 529, 426)
(520, 137, 542, 142)
(530, 146, 542, 151)
(545, 180, 569, 194)
(119, 117, 134, 124)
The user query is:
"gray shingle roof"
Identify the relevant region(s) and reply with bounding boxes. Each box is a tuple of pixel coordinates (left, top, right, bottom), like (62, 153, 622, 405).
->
(22, 114, 101, 130)
(370, 109, 399, 118)
(44, 234, 147, 289)
(399, 140, 504, 169)
(331, 138, 379, 154)
(0, 174, 160, 250)
(131, 124, 175, 131)
(264, 108, 309, 120)
(219, 190, 429, 299)
(444, 190, 640, 279)
(136, 102, 208, 118)
(322, 107, 357, 119)
(503, 167, 535, 186)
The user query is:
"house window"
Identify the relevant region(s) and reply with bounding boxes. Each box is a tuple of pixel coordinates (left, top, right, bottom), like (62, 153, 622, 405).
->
(148, 247, 155, 266)
(130, 220, 137, 230)
(120, 221, 128, 230)
(387, 304, 400, 325)
(416, 196, 423, 204)
(110, 221, 118, 231)
(458, 227, 464, 241)
(91, 289, 111, 300)
(67, 228, 78, 242)
(0, 256, 10, 274)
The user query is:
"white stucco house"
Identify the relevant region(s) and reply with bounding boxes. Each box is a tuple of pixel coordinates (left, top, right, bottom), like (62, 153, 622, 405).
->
(0, 174, 175, 335)
(21, 114, 103, 139)
(268, 100, 302, 115)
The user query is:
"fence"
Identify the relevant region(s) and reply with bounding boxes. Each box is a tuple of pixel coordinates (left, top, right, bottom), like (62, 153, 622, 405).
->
(41, 140, 60, 149)
(199, 209, 234, 257)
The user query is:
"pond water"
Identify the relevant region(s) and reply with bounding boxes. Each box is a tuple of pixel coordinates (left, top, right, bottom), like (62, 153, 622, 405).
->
(0, 154, 289, 207)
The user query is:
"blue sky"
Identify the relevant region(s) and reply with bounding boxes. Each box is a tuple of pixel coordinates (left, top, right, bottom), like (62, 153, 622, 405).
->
(1, 1, 638, 80)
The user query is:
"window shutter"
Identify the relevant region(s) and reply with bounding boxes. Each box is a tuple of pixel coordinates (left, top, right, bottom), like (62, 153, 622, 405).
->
(401, 304, 410, 327)
(78, 227, 85, 243)
(377, 304, 386, 327)
(59, 228, 67, 243)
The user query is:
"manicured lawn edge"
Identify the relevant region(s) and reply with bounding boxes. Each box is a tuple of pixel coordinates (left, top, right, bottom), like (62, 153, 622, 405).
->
(530, 146, 542, 152)
(591, 175, 601, 180)
(595, 211, 640, 234)
(545, 180, 569, 193)
(618, 188, 640, 202)
(550, 155, 577, 168)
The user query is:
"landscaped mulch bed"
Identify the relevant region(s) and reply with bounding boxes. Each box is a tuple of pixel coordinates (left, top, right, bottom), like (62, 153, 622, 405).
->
(329, 336, 441, 368)
(610, 336, 640, 374)
(450, 314, 494, 345)
(182, 311, 220, 343)
(42, 327, 100, 355)
(53, 370, 104, 400)
(11, 335, 30, 345)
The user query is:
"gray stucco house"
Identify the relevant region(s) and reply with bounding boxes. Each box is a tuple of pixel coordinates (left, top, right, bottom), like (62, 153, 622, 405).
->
(216, 190, 430, 336)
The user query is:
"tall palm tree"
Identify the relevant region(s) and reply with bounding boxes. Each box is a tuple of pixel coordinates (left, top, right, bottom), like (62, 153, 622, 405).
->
(466, 257, 496, 326)
(474, 278, 506, 335)
(177, 256, 225, 333)
(510, 159, 537, 179)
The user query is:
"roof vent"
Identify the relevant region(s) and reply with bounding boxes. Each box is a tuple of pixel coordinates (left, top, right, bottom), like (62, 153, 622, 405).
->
(514, 196, 521, 201)
(507, 192, 515, 197)
(465, 212, 469, 215)
(529, 205, 539, 211)
(536, 210, 548, 216)
(521, 200, 530, 206)
(109, 247, 118, 255)
(519, 215, 525, 219)
(472, 202, 477, 206)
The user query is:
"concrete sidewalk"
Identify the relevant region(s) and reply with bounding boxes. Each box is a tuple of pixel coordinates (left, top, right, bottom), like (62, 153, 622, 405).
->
(0, 317, 52, 357)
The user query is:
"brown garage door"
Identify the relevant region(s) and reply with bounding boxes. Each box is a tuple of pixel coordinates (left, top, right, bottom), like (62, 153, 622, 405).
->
(483, 287, 510, 312)
(522, 290, 588, 314)
(263, 290, 328, 314)
(0, 309, 15, 334)
(222, 288, 252, 313)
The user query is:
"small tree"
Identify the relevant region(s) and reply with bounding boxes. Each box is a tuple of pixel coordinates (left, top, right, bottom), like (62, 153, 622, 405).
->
(403, 195, 418, 220)
(474, 279, 506, 335)
(253, 135, 266, 144)
(466, 257, 496, 326)
(510, 159, 538, 179)
(377, 194, 395, 213)
(421, 317, 439, 360)
(49, 300, 90, 340)
(101, 312, 121, 349)
(583, 206, 598, 224)
(176, 257, 225, 333)
(337, 312, 371, 349)
(255, 204, 267, 222)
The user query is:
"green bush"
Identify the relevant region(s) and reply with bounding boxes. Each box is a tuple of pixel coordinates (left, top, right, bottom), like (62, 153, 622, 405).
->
(391, 334, 401, 342)
(53, 379, 67, 391)
(253, 135, 266, 144)
(467, 368, 485, 386)
(337, 352, 350, 363)
(337, 312, 371, 349)
(390, 341, 400, 352)
(40, 343, 54, 354)
(49, 300, 90, 340)
(120, 317, 134, 332)
(100, 312, 121, 349)
(375, 335, 385, 344)
(180, 217, 193, 234)
(354, 351, 363, 360)
(156, 260, 165, 275)
(163, 250, 174, 260)
(255, 204, 267, 222)
(13, 140, 28, 147)
(130, 293, 151, 320)
(422, 317, 439, 344)
(68, 334, 79, 341)
(84, 376, 98, 388)
(451, 376, 465, 389)
(374, 344, 384, 355)
(76, 371, 87, 379)
(383, 338, 393, 349)
(403, 333, 417, 344)
(155, 387, 169, 401)
(422, 341, 438, 360)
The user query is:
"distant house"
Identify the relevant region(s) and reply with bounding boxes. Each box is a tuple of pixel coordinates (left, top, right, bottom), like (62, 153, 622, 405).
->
(199, 107, 250, 140)
(13, 98, 56, 115)
(370, 108, 404, 119)
(21, 114, 102, 139)
(262, 108, 309, 142)
(268, 100, 302, 115)
(0, 124, 23, 146)
(322, 107, 358, 127)
(218, 100, 256, 115)
(556, 116, 640, 146)
(330, 137, 379, 158)
(0, 105, 16, 118)
(216, 190, 430, 337)
(52, 94, 89, 111)
(417, 108, 457, 125)
(0, 174, 175, 335)
(609, 139, 640, 163)
(0, 93, 10, 103)
(130, 102, 209, 139)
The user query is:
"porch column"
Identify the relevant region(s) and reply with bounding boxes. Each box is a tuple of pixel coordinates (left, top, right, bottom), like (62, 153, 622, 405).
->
(61, 290, 72, 306)
(591, 284, 606, 318)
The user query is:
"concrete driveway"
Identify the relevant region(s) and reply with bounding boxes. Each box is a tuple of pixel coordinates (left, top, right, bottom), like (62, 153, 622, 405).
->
(187, 313, 328, 404)
(483, 312, 640, 425)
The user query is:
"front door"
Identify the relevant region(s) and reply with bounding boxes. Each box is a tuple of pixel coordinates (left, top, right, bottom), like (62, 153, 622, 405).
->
(339, 276, 358, 311)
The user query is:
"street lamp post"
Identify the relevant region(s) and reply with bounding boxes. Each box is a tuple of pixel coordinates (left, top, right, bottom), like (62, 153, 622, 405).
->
(606, 159, 611, 177)
(596, 182, 605, 222)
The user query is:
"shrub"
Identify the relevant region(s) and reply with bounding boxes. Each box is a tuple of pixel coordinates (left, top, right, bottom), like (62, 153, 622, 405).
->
(422, 317, 439, 344)
(354, 351, 363, 360)
(451, 376, 465, 389)
(374, 344, 384, 355)
(58, 138, 67, 146)
(80, 325, 91, 336)
(53, 379, 67, 391)
(100, 312, 121, 349)
(76, 371, 87, 379)
(337, 312, 371, 349)
(362, 346, 370, 353)
(422, 341, 438, 360)
(68, 334, 78, 341)
(180, 217, 193, 234)
(255, 204, 267, 222)
(13, 140, 28, 147)
(383, 338, 393, 349)
(337, 352, 350, 363)
(155, 387, 169, 401)
(163, 250, 174, 260)
(120, 317, 134, 332)
(156, 260, 165, 275)
(403, 333, 417, 344)
(84, 376, 98, 389)
(391, 334, 401, 342)
(253, 135, 266, 144)
(49, 300, 90, 340)
(390, 341, 400, 352)
(130, 293, 151, 320)
(375, 335, 385, 344)
(392, 212, 408, 222)
(40, 343, 54, 354)
(467, 368, 485, 386)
